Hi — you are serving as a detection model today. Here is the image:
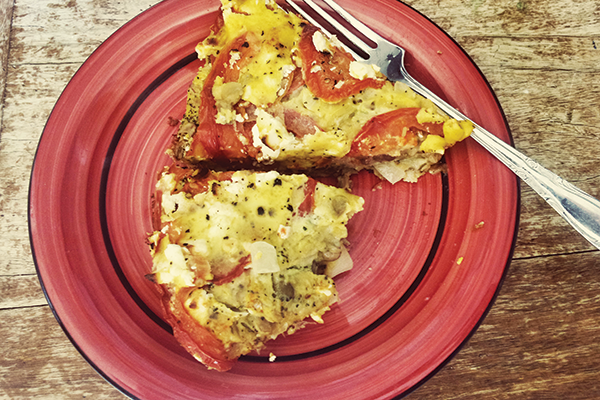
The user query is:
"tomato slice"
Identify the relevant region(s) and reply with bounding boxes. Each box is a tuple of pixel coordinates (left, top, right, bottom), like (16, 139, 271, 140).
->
(159, 285, 237, 372)
(348, 108, 444, 157)
(190, 33, 260, 161)
(298, 177, 318, 217)
(299, 25, 384, 102)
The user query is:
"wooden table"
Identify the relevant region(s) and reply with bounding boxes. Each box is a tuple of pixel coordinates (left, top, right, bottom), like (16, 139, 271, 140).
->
(2, 0, 599, 398)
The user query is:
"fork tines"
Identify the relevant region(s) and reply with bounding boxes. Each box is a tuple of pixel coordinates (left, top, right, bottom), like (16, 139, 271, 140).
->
(284, 0, 379, 61)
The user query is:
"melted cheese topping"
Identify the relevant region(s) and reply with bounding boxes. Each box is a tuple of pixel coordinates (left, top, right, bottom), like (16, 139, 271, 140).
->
(150, 170, 363, 287)
(182, 267, 337, 358)
(279, 82, 441, 158)
(197, 0, 304, 106)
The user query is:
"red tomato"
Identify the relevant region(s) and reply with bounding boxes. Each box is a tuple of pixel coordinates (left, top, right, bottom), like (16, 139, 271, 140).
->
(190, 33, 260, 161)
(298, 177, 318, 217)
(159, 285, 236, 372)
(348, 108, 444, 157)
(298, 25, 384, 102)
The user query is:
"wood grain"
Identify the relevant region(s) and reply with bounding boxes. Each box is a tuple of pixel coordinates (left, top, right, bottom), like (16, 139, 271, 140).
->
(413, 252, 600, 399)
(0, 0, 13, 119)
(0, 306, 125, 399)
(1, 0, 600, 398)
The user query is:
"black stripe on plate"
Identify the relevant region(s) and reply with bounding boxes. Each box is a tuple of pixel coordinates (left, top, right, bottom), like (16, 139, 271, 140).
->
(99, 52, 198, 334)
(243, 172, 449, 363)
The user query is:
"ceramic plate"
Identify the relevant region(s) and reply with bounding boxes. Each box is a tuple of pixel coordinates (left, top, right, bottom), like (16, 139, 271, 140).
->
(29, 0, 519, 398)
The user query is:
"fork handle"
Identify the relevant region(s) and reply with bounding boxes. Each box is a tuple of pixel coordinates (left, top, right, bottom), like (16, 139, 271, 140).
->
(401, 71, 600, 251)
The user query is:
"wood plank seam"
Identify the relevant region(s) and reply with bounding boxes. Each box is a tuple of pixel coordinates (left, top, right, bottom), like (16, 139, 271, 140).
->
(0, 0, 14, 139)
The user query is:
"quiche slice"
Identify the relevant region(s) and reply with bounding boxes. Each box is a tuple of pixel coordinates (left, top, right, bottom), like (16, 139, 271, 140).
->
(147, 164, 363, 371)
(171, 0, 473, 184)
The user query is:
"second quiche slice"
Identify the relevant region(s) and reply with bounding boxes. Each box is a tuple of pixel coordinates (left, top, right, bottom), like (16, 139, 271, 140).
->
(148, 165, 363, 371)
(171, 0, 473, 184)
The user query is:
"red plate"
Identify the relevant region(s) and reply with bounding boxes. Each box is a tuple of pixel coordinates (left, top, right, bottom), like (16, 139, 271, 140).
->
(29, 0, 518, 398)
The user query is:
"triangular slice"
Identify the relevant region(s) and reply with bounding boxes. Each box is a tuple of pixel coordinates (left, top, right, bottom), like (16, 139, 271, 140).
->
(148, 165, 363, 371)
(171, 0, 473, 184)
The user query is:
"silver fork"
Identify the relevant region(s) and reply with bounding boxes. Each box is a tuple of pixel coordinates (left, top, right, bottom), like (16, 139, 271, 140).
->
(285, 0, 600, 251)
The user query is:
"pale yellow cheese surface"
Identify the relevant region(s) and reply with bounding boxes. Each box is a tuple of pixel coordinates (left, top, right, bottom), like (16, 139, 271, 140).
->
(150, 170, 363, 288)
